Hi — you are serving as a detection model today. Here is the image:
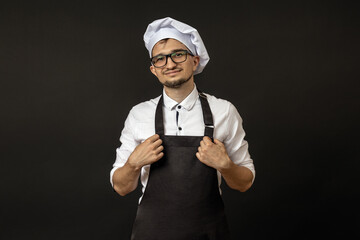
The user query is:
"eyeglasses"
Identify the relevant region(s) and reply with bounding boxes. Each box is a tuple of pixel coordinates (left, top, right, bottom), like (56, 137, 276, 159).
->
(150, 50, 194, 68)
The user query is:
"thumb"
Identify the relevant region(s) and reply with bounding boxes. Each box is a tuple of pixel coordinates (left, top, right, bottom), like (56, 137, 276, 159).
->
(213, 138, 224, 146)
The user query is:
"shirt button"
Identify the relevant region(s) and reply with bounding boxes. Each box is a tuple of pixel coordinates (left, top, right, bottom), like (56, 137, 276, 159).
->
(177, 105, 181, 109)
(178, 127, 182, 131)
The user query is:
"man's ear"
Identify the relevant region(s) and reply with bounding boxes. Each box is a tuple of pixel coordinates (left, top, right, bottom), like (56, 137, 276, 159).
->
(150, 65, 158, 77)
(192, 56, 200, 72)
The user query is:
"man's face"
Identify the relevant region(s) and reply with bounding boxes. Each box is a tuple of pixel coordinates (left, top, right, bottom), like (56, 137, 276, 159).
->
(150, 38, 200, 89)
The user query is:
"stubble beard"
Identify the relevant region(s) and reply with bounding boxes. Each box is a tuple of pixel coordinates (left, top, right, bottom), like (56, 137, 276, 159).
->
(162, 74, 193, 89)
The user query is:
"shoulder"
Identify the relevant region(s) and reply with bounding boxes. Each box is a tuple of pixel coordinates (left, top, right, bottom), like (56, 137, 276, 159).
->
(201, 92, 244, 142)
(128, 95, 161, 121)
(202, 92, 237, 116)
(202, 92, 243, 126)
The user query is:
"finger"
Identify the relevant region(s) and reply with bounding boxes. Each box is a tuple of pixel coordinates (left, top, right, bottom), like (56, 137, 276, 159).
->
(157, 152, 164, 159)
(195, 152, 201, 160)
(200, 140, 206, 148)
(214, 138, 224, 146)
(198, 146, 202, 154)
(153, 152, 164, 162)
(203, 136, 213, 145)
(154, 145, 164, 154)
(152, 138, 163, 148)
(147, 134, 160, 142)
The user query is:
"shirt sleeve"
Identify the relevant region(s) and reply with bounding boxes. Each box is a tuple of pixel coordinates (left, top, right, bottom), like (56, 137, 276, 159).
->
(110, 108, 140, 187)
(224, 103, 255, 183)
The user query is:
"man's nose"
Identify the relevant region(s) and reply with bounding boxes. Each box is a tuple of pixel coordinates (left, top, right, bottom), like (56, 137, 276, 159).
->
(165, 56, 177, 68)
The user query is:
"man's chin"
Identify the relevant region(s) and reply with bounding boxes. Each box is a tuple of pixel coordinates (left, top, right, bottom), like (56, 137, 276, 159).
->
(163, 79, 188, 89)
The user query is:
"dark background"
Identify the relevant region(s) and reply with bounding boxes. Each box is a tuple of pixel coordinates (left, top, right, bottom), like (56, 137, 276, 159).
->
(1, 0, 359, 239)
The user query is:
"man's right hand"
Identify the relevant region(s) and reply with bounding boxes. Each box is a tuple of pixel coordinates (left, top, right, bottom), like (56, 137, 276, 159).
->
(127, 134, 164, 170)
(113, 134, 163, 196)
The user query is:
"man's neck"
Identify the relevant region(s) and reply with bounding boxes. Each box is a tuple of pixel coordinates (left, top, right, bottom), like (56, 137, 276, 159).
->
(164, 80, 195, 103)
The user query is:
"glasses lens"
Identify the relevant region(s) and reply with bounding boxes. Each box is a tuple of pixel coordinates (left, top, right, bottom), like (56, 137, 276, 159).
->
(152, 55, 166, 67)
(170, 51, 187, 63)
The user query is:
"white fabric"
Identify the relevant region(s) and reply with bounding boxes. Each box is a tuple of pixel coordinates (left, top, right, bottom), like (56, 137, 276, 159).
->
(110, 85, 255, 202)
(143, 17, 210, 75)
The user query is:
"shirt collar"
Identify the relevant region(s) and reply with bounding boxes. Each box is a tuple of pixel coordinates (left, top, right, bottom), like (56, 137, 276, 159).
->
(162, 84, 199, 111)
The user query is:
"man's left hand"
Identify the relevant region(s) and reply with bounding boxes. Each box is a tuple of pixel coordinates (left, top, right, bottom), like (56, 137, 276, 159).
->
(196, 136, 232, 171)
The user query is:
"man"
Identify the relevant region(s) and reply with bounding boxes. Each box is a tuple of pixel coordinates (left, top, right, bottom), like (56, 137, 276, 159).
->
(110, 17, 255, 240)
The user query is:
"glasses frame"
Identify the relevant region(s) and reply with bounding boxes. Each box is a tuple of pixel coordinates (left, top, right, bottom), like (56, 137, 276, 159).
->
(150, 50, 194, 68)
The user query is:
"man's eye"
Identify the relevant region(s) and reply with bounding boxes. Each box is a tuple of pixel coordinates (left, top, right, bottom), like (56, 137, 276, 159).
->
(174, 52, 185, 57)
(155, 56, 164, 62)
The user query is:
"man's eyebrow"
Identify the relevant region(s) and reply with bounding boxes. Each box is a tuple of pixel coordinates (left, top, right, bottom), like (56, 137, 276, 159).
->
(154, 49, 188, 56)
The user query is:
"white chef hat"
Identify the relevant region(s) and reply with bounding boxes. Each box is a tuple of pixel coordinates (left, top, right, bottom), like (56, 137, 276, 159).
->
(143, 17, 210, 75)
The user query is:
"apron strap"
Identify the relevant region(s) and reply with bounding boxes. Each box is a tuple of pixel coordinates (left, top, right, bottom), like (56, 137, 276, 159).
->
(155, 95, 165, 135)
(155, 89, 214, 138)
(198, 91, 214, 138)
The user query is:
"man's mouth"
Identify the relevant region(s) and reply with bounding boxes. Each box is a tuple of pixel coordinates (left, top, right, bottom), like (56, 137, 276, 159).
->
(164, 69, 181, 76)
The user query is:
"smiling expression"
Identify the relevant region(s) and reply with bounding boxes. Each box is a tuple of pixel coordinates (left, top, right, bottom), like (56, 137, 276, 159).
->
(150, 39, 200, 89)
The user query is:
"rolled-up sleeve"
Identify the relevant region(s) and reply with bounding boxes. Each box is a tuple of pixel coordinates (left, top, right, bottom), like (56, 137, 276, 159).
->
(224, 103, 255, 183)
(110, 108, 140, 187)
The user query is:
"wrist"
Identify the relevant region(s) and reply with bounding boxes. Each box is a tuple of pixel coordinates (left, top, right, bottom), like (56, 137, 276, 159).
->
(218, 156, 234, 174)
(126, 157, 142, 172)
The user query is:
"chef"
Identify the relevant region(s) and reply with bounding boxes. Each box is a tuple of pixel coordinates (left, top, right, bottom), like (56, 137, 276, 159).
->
(110, 17, 255, 240)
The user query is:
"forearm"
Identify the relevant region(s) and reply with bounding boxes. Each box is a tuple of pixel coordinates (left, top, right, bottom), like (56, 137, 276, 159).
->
(113, 134, 164, 196)
(112, 161, 141, 196)
(219, 161, 253, 192)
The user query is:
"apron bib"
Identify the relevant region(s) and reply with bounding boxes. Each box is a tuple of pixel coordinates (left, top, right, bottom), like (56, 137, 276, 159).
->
(131, 92, 230, 240)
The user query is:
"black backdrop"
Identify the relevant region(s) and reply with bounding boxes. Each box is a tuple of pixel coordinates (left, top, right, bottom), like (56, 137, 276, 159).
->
(1, 0, 359, 239)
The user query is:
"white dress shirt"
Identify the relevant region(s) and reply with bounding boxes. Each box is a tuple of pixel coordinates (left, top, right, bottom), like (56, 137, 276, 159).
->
(110, 85, 255, 201)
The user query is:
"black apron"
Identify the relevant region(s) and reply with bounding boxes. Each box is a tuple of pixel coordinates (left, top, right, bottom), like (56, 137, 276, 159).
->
(131, 92, 230, 240)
